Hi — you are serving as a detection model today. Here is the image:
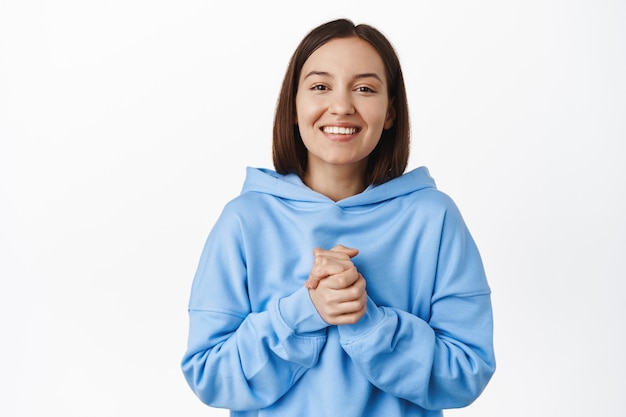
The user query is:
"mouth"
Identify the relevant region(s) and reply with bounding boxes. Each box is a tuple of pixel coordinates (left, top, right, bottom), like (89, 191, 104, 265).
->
(321, 126, 360, 135)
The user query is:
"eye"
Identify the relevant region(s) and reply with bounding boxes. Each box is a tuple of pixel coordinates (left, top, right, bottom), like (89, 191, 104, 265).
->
(356, 86, 376, 94)
(311, 84, 328, 91)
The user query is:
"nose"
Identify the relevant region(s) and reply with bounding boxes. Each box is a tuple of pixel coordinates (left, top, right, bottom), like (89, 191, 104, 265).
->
(328, 90, 355, 115)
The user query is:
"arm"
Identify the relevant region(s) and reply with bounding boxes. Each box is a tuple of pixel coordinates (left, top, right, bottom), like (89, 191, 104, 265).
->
(337, 203, 496, 410)
(181, 209, 329, 410)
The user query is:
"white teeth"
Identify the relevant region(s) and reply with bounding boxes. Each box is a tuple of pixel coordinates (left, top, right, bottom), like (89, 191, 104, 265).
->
(323, 126, 357, 135)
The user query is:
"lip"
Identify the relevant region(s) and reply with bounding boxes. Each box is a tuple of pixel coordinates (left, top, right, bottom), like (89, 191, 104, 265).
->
(320, 123, 361, 142)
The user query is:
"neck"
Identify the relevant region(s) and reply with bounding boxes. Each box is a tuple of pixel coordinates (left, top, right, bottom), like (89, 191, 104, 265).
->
(303, 163, 368, 202)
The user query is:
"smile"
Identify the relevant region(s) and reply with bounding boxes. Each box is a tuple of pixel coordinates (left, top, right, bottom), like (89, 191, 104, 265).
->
(322, 126, 359, 135)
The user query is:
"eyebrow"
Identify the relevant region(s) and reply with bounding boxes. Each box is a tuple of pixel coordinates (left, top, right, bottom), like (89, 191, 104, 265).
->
(303, 70, 384, 83)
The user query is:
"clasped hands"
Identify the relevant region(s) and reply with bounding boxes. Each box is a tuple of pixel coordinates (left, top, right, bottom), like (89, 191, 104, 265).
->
(304, 245, 367, 325)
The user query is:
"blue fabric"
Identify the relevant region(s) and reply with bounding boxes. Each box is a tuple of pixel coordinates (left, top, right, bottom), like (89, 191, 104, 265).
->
(182, 166, 495, 417)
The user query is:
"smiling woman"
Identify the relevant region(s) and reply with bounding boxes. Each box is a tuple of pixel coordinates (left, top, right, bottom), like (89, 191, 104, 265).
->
(181, 18, 495, 417)
(295, 37, 396, 201)
(272, 19, 411, 188)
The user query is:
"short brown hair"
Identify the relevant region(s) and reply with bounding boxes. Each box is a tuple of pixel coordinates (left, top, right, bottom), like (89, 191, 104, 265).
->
(272, 18, 410, 185)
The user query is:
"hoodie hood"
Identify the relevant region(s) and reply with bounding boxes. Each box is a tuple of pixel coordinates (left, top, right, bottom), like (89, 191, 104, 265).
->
(241, 166, 437, 208)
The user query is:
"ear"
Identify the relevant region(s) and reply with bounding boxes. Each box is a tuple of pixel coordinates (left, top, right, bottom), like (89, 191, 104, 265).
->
(384, 98, 396, 130)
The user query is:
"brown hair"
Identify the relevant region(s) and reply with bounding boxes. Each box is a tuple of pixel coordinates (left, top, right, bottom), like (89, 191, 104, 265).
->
(272, 18, 410, 185)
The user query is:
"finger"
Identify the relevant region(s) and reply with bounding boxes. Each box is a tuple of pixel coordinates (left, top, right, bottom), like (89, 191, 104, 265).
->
(310, 288, 367, 325)
(305, 247, 356, 289)
(318, 267, 360, 290)
(316, 247, 357, 262)
(332, 304, 367, 325)
(329, 245, 359, 258)
(312, 274, 366, 309)
(305, 277, 320, 289)
(305, 259, 354, 289)
(329, 273, 367, 300)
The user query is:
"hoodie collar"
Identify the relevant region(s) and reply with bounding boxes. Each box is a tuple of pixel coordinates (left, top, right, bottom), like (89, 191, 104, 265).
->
(241, 166, 436, 207)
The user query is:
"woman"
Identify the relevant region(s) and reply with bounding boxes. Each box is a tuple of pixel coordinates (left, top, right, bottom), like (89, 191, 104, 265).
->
(182, 18, 495, 417)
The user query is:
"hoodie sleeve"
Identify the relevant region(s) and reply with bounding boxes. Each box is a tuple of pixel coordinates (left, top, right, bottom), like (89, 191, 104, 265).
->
(181, 205, 329, 410)
(337, 197, 496, 410)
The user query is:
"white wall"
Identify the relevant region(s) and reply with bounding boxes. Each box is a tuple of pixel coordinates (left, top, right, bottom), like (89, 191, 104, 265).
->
(1, 1, 624, 416)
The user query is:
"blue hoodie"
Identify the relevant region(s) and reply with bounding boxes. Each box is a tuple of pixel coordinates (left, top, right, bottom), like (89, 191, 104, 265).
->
(182, 166, 495, 417)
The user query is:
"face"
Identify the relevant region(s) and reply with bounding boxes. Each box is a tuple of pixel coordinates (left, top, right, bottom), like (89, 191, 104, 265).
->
(295, 37, 395, 177)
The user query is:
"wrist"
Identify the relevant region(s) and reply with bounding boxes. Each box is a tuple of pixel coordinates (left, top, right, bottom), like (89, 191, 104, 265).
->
(338, 297, 385, 340)
(278, 286, 329, 334)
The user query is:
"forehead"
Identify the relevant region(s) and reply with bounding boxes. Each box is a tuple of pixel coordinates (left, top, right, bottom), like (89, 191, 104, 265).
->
(300, 37, 386, 80)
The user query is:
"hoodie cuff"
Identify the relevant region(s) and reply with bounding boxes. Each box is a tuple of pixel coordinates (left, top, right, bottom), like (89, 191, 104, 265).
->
(278, 286, 329, 335)
(338, 297, 386, 342)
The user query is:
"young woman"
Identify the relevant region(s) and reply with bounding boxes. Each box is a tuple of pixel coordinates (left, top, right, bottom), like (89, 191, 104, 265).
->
(182, 18, 495, 417)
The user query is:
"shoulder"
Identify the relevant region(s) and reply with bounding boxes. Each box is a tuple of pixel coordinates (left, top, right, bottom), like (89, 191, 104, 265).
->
(380, 166, 458, 212)
(401, 186, 460, 218)
(216, 191, 284, 233)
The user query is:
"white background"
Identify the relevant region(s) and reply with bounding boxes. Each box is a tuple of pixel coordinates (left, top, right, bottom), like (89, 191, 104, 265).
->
(1, 1, 625, 416)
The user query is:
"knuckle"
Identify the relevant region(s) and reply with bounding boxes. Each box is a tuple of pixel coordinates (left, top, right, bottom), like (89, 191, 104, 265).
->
(348, 287, 361, 299)
(335, 276, 348, 288)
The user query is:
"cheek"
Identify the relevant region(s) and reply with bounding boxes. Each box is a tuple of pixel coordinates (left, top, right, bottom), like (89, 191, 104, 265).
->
(294, 96, 301, 124)
(364, 110, 389, 131)
(295, 101, 321, 126)
(362, 100, 391, 127)
(295, 97, 308, 124)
